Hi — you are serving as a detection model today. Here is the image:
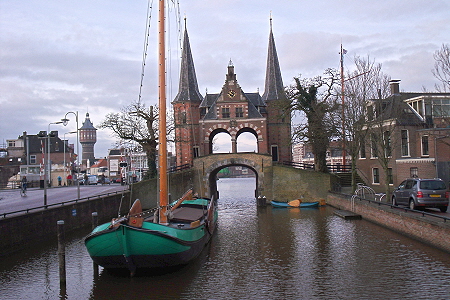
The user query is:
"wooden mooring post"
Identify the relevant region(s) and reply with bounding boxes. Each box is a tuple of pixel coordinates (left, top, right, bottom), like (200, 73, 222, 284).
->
(57, 220, 66, 287)
(91, 212, 99, 275)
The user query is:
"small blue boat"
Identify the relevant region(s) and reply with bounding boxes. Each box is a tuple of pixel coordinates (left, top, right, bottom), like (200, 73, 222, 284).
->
(271, 200, 319, 208)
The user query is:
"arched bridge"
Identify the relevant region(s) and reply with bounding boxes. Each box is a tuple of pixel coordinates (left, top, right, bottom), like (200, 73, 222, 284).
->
(135, 153, 336, 208)
(191, 153, 334, 202)
(192, 153, 273, 199)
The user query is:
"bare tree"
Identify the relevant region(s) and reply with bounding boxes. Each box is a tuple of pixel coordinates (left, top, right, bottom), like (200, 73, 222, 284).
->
(432, 44, 450, 92)
(100, 101, 160, 179)
(287, 69, 340, 172)
(342, 56, 391, 192)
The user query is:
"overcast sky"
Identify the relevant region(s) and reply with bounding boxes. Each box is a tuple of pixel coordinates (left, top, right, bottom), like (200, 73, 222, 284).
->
(1, 0, 449, 158)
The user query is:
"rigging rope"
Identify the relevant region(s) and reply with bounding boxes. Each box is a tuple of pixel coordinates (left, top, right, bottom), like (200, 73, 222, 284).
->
(138, 0, 154, 106)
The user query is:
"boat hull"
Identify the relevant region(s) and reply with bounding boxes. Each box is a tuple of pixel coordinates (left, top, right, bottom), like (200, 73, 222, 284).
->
(86, 224, 212, 269)
(85, 198, 217, 271)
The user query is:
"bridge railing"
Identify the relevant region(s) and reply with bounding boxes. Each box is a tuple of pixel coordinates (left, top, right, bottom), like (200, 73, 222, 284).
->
(1, 189, 130, 219)
(281, 161, 352, 173)
(168, 163, 192, 173)
(280, 161, 315, 169)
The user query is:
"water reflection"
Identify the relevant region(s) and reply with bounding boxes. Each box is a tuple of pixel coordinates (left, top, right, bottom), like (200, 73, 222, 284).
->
(1, 177, 449, 299)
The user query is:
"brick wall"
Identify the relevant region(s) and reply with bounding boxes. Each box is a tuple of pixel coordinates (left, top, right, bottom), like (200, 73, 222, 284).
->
(327, 192, 450, 253)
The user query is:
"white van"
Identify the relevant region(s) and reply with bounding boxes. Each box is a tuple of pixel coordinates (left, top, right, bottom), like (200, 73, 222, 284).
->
(87, 175, 98, 185)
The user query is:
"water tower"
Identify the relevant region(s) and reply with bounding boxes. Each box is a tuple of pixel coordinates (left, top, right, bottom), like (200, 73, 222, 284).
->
(79, 112, 97, 166)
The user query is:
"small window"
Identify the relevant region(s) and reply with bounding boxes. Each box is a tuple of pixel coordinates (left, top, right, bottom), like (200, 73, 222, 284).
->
(384, 131, 391, 157)
(421, 136, 429, 156)
(271, 145, 279, 162)
(410, 167, 418, 178)
(372, 168, 380, 184)
(30, 155, 36, 164)
(360, 140, 366, 158)
(193, 146, 199, 158)
(371, 134, 378, 158)
(222, 107, 230, 119)
(235, 107, 243, 118)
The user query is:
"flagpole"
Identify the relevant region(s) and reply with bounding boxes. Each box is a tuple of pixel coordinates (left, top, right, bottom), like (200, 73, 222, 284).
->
(340, 43, 346, 168)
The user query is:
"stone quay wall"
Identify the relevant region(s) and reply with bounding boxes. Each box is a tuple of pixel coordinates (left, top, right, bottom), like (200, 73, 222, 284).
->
(0, 192, 130, 256)
(327, 192, 450, 253)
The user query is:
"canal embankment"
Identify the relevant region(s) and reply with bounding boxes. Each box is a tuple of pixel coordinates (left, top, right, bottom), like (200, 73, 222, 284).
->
(327, 192, 450, 253)
(0, 191, 131, 256)
(0, 171, 194, 257)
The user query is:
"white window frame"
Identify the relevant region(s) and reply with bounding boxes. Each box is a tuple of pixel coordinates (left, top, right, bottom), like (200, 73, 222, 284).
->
(421, 135, 429, 156)
(401, 129, 410, 157)
(372, 168, 380, 184)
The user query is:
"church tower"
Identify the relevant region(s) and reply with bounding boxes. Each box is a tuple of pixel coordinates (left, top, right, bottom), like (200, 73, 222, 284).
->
(172, 25, 204, 166)
(262, 18, 292, 162)
(79, 112, 97, 166)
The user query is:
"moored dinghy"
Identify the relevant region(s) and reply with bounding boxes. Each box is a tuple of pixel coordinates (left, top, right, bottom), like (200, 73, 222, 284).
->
(271, 199, 320, 208)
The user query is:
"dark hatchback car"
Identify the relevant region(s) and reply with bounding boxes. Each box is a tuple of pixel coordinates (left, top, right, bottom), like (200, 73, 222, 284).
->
(392, 178, 449, 212)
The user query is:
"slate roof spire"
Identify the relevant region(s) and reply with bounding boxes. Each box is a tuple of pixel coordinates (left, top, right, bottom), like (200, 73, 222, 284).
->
(262, 17, 286, 102)
(173, 23, 203, 103)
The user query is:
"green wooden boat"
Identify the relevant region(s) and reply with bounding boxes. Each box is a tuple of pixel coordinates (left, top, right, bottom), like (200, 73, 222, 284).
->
(85, 193, 217, 274)
(85, 2, 217, 275)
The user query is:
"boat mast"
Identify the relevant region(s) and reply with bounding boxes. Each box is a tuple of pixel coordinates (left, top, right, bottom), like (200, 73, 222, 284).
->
(158, 0, 168, 224)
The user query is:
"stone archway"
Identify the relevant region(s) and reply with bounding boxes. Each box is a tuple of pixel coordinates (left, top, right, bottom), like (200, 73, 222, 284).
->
(192, 153, 273, 199)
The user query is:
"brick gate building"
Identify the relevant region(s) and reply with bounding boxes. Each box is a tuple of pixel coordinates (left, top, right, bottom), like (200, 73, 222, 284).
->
(172, 21, 291, 166)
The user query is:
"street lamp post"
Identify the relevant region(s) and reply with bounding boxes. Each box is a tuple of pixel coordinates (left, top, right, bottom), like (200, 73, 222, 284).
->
(62, 111, 80, 200)
(63, 131, 76, 186)
(45, 121, 64, 207)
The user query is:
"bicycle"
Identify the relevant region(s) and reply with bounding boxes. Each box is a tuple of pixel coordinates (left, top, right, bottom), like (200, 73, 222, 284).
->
(20, 183, 27, 197)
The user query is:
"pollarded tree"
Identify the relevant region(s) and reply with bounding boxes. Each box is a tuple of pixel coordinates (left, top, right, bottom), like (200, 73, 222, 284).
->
(287, 69, 340, 172)
(100, 102, 166, 179)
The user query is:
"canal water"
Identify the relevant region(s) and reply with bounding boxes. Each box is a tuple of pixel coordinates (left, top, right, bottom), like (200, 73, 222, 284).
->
(1, 177, 449, 299)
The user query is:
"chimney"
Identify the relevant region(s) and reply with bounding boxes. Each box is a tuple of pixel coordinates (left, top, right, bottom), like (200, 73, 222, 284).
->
(389, 80, 401, 95)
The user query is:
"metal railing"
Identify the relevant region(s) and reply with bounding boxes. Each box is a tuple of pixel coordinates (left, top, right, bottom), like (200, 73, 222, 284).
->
(281, 161, 352, 173)
(281, 161, 315, 169)
(1, 180, 41, 190)
(168, 163, 192, 173)
(1, 189, 130, 219)
(348, 190, 450, 223)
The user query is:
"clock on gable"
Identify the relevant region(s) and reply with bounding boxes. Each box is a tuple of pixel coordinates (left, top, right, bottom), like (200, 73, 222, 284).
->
(227, 90, 236, 98)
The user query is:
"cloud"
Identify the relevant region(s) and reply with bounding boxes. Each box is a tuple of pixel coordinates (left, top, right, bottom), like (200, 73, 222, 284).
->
(1, 0, 449, 157)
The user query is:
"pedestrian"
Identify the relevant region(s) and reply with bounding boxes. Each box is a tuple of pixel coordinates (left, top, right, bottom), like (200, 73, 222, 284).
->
(21, 176, 28, 191)
(57, 176, 62, 186)
(67, 174, 72, 186)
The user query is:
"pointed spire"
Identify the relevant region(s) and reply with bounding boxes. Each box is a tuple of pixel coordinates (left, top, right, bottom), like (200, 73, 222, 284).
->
(262, 18, 285, 102)
(173, 23, 203, 103)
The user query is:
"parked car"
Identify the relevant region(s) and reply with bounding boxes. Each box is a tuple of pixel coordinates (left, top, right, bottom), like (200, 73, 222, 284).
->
(80, 175, 98, 185)
(392, 178, 449, 212)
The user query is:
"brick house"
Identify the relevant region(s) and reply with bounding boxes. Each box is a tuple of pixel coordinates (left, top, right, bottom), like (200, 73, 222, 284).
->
(357, 80, 450, 193)
(5, 131, 75, 187)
